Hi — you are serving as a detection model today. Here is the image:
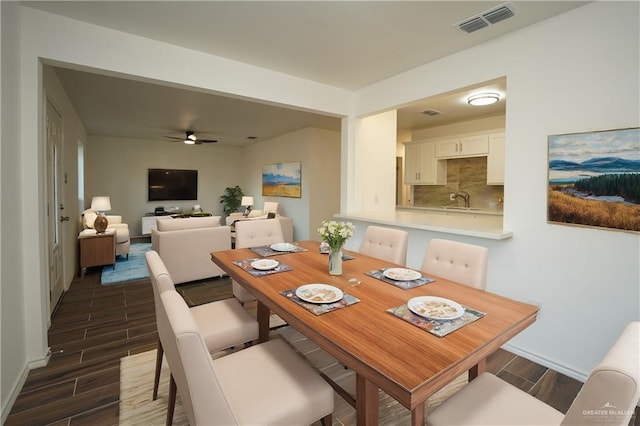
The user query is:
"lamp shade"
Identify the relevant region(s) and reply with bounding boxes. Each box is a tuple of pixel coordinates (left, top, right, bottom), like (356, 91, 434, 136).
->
(91, 196, 111, 212)
(241, 196, 254, 206)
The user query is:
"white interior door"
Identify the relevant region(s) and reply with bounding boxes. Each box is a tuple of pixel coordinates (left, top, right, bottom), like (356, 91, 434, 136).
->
(47, 99, 64, 314)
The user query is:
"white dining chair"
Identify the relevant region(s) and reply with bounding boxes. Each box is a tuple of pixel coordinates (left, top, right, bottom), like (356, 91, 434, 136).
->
(158, 289, 334, 426)
(421, 239, 488, 290)
(145, 251, 258, 414)
(427, 321, 640, 426)
(359, 225, 409, 265)
(232, 218, 285, 304)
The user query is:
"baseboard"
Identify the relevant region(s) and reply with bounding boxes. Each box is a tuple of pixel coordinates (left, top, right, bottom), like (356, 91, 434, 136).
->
(502, 342, 588, 382)
(1, 363, 29, 424)
(1, 352, 50, 423)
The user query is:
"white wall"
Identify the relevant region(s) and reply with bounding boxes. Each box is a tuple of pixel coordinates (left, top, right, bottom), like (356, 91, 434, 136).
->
(85, 135, 245, 236)
(352, 2, 639, 379)
(351, 110, 397, 214)
(1, 1, 28, 418)
(242, 127, 341, 240)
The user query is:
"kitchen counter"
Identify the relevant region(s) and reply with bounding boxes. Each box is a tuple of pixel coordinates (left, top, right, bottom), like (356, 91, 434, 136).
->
(336, 207, 512, 240)
(399, 206, 503, 216)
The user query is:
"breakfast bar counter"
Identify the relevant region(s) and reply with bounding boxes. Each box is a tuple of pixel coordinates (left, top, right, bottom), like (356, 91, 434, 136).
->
(336, 207, 512, 240)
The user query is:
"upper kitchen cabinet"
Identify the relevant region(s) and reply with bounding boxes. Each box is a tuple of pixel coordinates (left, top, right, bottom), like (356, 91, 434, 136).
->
(404, 140, 446, 185)
(486, 132, 505, 185)
(435, 134, 489, 159)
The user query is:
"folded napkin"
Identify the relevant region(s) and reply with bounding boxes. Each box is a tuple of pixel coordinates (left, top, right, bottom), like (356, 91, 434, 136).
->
(233, 258, 292, 277)
(250, 244, 307, 257)
(366, 268, 434, 290)
(386, 304, 485, 337)
(280, 288, 360, 316)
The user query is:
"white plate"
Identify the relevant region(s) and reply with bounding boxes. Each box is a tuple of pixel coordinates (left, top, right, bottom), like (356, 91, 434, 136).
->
(270, 242, 297, 252)
(250, 259, 279, 271)
(407, 296, 465, 321)
(383, 268, 422, 281)
(296, 284, 344, 304)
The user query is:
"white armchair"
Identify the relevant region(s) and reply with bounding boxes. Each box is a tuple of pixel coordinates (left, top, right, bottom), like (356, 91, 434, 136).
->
(80, 209, 130, 258)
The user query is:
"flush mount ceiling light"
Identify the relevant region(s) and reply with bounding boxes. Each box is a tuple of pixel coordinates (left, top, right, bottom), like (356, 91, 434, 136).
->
(467, 92, 500, 106)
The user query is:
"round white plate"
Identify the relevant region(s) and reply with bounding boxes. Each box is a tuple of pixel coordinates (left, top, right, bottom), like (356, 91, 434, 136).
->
(383, 268, 422, 281)
(270, 242, 297, 252)
(296, 284, 344, 304)
(250, 259, 279, 271)
(407, 296, 465, 321)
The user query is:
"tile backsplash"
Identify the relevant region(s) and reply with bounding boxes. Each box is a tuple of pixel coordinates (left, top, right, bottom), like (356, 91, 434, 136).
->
(412, 157, 504, 211)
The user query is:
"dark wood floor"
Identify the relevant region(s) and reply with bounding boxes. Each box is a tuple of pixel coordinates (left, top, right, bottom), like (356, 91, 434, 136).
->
(6, 268, 638, 425)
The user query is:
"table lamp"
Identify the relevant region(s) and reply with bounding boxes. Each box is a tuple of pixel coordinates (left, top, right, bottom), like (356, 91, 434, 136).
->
(91, 196, 111, 233)
(241, 196, 254, 217)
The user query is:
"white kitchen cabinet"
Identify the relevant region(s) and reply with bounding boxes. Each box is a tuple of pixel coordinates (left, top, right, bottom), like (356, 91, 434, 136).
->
(487, 132, 505, 185)
(435, 134, 489, 158)
(404, 140, 446, 185)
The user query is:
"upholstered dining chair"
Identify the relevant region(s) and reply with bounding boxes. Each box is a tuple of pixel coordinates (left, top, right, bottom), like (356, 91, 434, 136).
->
(427, 321, 640, 426)
(158, 290, 334, 426)
(421, 239, 488, 290)
(232, 218, 285, 304)
(359, 225, 409, 265)
(145, 251, 258, 414)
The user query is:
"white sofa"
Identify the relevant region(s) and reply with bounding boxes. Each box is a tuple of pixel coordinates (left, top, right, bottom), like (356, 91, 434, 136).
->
(80, 209, 130, 258)
(151, 216, 230, 284)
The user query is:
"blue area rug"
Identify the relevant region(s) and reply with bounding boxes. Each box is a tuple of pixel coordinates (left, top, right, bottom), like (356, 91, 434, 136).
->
(101, 243, 152, 285)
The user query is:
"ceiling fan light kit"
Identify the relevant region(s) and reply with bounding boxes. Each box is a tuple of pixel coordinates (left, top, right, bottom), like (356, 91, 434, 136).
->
(164, 130, 218, 145)
(467, 92, 500, 106)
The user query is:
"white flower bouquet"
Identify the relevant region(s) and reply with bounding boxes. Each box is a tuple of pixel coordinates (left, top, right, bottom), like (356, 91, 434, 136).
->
(317, 220, 356, 251)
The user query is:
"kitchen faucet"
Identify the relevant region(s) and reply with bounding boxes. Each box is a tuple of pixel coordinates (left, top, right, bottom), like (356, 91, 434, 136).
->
(452, 191, 470, 208)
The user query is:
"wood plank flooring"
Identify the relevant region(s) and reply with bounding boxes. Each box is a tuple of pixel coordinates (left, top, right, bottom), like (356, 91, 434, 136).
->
(5, 268, 638, 425)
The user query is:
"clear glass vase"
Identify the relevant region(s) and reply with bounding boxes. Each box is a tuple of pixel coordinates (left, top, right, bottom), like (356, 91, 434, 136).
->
(329, 248, 343, 276)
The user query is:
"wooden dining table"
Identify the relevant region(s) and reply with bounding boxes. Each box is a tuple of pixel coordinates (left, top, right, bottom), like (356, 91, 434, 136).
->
(210, 240, 538, 426)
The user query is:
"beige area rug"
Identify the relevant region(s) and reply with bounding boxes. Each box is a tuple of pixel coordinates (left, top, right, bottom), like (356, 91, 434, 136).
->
(120, 326, 467, 426)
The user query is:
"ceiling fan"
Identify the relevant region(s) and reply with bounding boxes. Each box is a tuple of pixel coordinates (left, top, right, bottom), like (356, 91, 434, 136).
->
(164, 130, 217, 145)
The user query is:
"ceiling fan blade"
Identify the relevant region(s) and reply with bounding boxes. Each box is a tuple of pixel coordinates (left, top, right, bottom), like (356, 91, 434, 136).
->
(197, 138, 218, 143)
(163, 136, 183, 141)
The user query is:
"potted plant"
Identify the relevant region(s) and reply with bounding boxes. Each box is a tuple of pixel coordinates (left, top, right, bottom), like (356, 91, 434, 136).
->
(220, 185, 244, 216)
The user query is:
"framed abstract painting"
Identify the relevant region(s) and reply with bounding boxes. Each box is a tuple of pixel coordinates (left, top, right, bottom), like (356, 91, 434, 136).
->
(262, 162, 302, 198)
(547, 127, 640, 233)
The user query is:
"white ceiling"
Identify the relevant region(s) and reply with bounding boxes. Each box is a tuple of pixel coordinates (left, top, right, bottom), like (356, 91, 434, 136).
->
(25, 1, 587, 145)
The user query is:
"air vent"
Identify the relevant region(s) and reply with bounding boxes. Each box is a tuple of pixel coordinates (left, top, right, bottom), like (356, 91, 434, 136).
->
(483, 4, 516, 24)
(455, 2, 518, 33)
(458, 17, 489, 34)
(420, 109, 442, 117)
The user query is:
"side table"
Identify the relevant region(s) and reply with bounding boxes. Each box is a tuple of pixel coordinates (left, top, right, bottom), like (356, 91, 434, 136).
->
(79, 230, 116, 277)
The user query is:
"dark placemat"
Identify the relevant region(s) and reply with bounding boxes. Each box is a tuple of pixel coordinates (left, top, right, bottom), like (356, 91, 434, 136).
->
(366, 268, 434, 290)
(280, 288, 360, 316)
(250, 244, 307, 257)
(233, 258, 293, 277)
(386, 304, 485, 337)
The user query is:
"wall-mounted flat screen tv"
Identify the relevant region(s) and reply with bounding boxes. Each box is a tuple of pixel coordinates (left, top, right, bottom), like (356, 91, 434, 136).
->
(148, 168, 198, 201)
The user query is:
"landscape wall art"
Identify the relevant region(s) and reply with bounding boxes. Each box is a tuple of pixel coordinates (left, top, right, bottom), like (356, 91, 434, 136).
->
(262, 161, 302, 198)
(548, 127, 640, 233)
